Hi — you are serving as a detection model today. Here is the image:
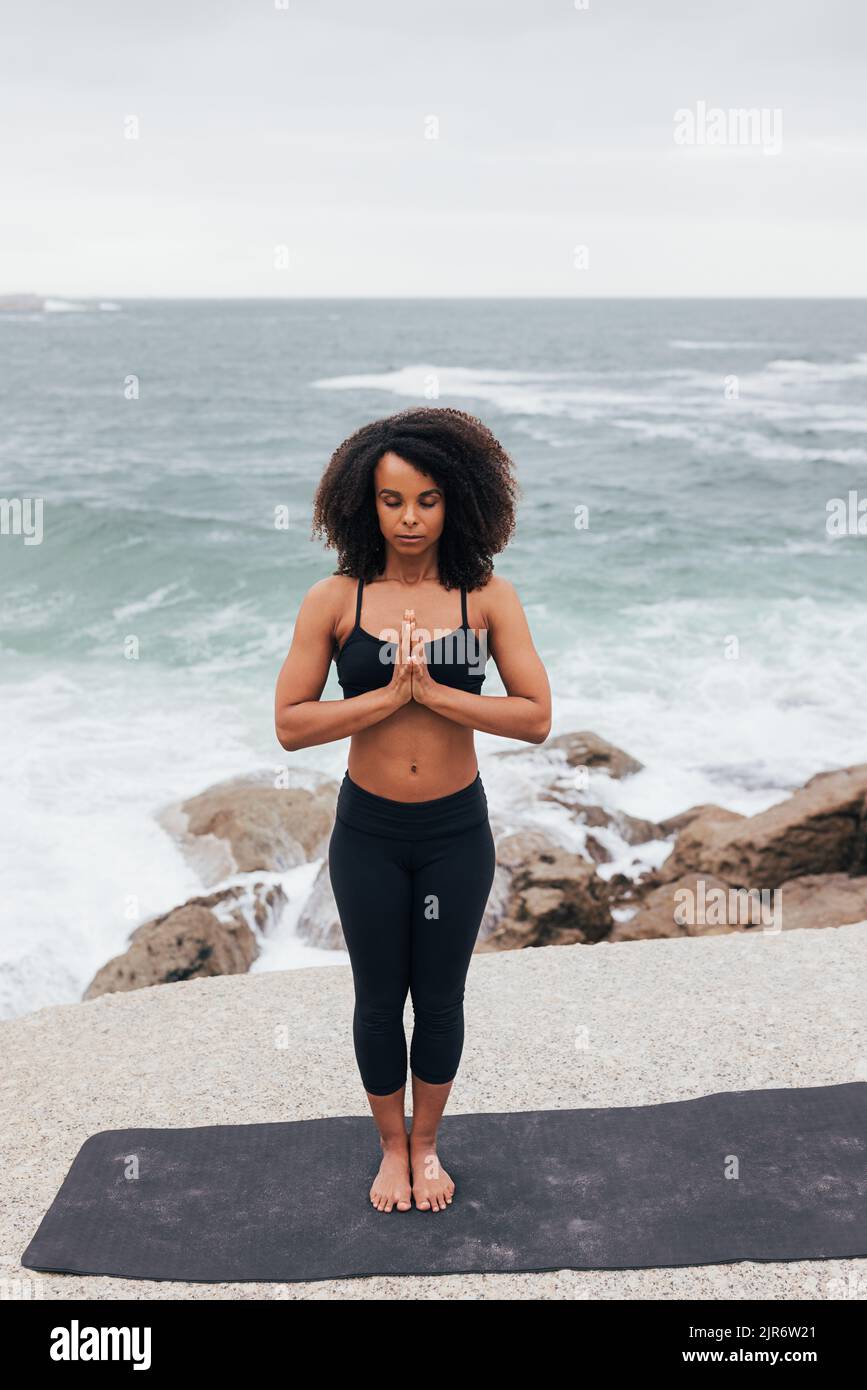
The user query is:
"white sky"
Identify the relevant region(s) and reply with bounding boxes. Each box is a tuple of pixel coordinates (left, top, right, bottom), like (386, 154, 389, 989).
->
(2, 0, 866, 297)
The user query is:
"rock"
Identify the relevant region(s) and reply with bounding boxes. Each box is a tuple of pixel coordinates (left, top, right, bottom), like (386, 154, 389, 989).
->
(659, 804, 745, 835)
(157, 769, 337, 887)
(543, 730, 644, 779)
(611, 873, 746, 941)
(83, 882, 287, 998)
(615, 868, 867, 940)
(579, 805, 665, 855)
(533, 793, 664, 864)
(613, 812, 665, 845)
(496, 729, 643, 779)
(581, 828, 613, 864)
(775, 873, 867, 932)
(475, 829, 613, 951)
(657, 763, 867, 888)
(492, 829, 553, 873)
(294, 864, 345, 950)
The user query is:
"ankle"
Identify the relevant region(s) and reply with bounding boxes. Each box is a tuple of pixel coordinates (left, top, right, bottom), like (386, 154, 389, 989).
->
(379, 1134, 409, 1154)
(409, 1129, 438, 1148)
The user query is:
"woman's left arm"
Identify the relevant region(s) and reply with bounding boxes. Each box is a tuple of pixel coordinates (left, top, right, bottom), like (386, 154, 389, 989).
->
(412, 575, 552, 743)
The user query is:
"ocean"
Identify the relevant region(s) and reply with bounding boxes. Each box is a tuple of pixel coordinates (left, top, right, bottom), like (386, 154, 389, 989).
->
(2, 297, 866, 1019)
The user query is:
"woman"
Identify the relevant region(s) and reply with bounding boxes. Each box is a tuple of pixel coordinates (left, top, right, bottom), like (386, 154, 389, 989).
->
(274, 406, 551, 1214)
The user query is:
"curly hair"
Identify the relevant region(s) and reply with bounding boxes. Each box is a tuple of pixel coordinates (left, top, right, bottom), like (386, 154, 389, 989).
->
(311, 406, 520, 591)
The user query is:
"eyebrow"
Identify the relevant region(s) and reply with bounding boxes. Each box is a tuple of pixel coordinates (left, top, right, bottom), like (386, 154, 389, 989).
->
(378, 487, 442, 498)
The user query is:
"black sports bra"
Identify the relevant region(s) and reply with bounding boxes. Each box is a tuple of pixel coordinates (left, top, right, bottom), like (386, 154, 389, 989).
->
(335, 576, 487, 700)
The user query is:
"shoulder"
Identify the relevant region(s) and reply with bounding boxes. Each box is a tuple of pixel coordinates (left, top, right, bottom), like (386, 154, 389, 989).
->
(308, 573, 357, 598)
(296, 574, 356, 634)
(475, 572, 519, 608)
(300, 574, 352, 607)
(479, 574, 517, 598)
(468, 573, 520, 628)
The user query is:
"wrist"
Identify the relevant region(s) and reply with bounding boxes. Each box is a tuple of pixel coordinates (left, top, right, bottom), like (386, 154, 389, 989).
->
(419, 677, 447, 712)
(382, 682, 408, 711)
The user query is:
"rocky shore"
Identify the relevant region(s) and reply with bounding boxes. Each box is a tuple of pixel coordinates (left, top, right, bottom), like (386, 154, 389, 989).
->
(84, 736, 867, 999)
(0, 293, 45, 312)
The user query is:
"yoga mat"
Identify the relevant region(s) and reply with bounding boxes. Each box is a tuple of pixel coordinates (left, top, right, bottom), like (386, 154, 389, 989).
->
(21, 1082, 867, 1283)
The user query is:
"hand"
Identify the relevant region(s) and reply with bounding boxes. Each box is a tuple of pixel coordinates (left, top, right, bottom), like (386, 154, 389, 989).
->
(408, 617, 438, 706)
(387, 609, 414, 707)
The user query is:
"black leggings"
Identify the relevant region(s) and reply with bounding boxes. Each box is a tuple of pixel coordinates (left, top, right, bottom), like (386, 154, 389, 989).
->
(327, 770, 496, 1096)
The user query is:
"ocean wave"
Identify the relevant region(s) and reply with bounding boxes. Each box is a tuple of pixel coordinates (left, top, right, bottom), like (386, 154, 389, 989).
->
(309, 358, 867, 471)
(111, 583, 191, 622)
(739, 436, 867, 465)
(43, 298, 88, 313)
(312, 363, 572, 392)
(0, 664, 269, 1020)
(611, 420, 702, 441)
(670, 339, 778, 350)
(550, 595, 867, 822)
(311, 362, 708, 419)
(765, 355, 867, 381)
(0, 588, 73, 632)
(783, 416, 867, 434)
(312, 355, 867, 424)
(603, 418, 867, 463)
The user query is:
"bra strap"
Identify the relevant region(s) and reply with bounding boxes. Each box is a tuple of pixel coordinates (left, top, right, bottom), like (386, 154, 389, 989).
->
(460, 584, 468, 627)
(354, 576, 364, 628)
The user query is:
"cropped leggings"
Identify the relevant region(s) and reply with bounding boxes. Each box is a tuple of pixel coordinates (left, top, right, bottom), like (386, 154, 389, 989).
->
(327, 770, 496, 1096)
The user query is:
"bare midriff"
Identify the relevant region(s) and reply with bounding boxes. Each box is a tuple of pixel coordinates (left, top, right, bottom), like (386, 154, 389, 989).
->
(346, 702, 479, 801)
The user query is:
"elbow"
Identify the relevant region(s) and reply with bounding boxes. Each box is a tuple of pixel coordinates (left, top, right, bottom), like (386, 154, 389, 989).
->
(275, 709, 301, 752)
(529, 711, 552, 744)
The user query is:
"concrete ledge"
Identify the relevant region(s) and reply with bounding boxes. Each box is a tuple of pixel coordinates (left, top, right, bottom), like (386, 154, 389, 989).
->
(3, 924, 866, 1300)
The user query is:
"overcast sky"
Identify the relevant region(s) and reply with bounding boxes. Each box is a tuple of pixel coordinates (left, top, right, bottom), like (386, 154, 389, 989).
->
(2, 0, 865, 296)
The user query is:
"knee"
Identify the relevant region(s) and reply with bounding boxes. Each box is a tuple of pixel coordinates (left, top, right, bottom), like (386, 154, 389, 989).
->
(412, 994, 463, 1035)
(356, 998, 405, 1034)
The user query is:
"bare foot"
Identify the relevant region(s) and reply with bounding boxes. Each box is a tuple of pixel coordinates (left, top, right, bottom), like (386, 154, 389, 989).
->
(370, 1139, 412, 1212)
(410, 1135, 455, 1211)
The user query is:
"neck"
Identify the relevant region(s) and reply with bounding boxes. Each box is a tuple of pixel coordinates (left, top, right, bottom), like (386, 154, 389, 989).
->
(379, 546, 441, 585)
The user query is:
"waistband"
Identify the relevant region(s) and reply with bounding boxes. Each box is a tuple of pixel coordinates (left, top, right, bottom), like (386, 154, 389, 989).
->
(335, 770, 489, 840)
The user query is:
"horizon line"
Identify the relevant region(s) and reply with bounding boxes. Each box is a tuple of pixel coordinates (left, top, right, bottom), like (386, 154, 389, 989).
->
(13, 293, 867, 303)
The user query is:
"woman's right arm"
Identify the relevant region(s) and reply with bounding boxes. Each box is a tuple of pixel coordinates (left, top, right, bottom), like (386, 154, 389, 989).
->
(274, 578, 409, 752)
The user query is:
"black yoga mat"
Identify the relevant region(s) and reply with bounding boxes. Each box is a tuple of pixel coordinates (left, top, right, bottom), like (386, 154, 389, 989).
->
(21, 1081, 867, 1283)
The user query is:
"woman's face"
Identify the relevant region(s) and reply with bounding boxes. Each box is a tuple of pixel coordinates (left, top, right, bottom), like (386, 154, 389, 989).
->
(373, 451, 444, 555)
